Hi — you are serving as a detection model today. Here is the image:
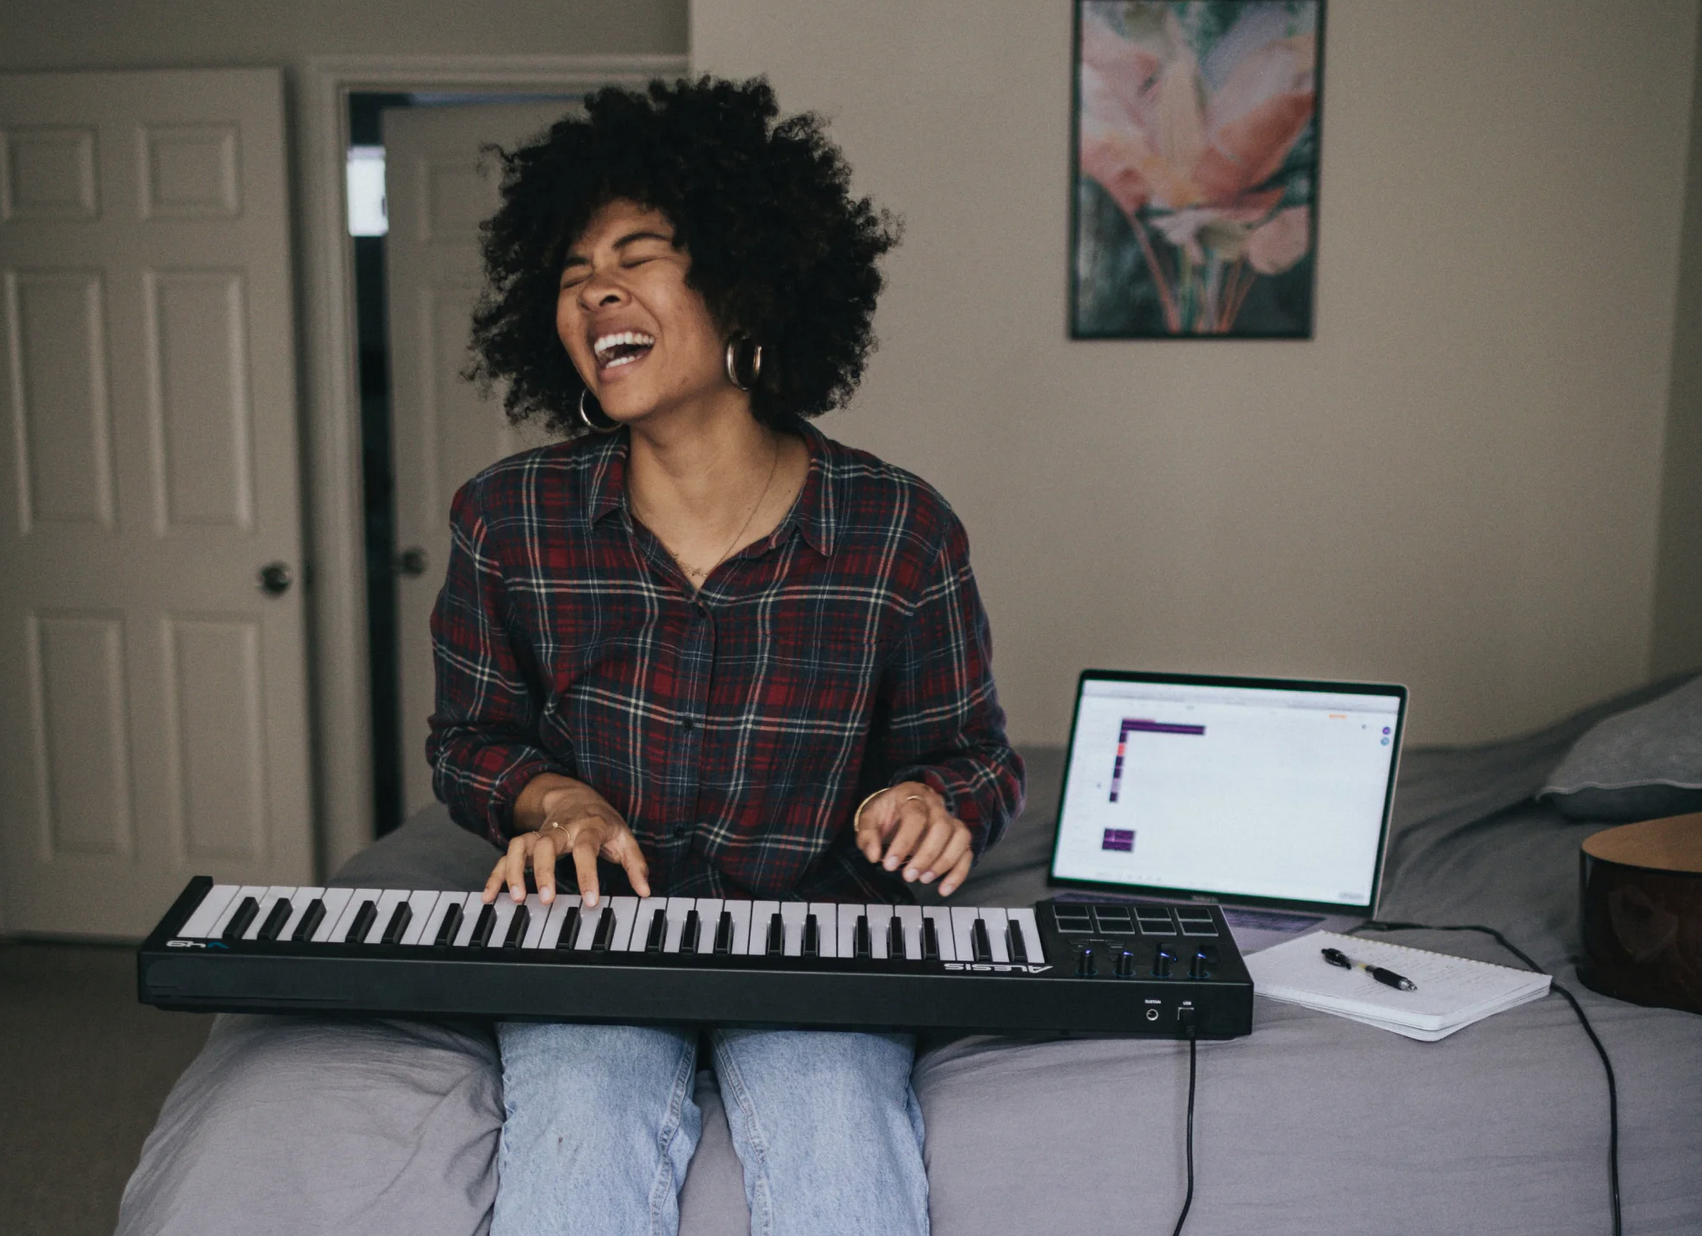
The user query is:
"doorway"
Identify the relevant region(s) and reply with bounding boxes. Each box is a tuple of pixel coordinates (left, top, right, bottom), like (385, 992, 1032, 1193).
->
(345, 91, 577, 835)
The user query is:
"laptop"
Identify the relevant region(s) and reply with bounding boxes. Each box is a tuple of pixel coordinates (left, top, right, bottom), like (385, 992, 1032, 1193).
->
(1047, 670, 1408, 954)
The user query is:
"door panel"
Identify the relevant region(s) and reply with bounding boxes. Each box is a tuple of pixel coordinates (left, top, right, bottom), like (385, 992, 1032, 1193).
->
(383, 102, 570, 818)
(0, 69, 311, 937)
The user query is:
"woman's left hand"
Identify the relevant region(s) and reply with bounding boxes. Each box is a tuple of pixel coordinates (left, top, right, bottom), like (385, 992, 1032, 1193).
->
(854, 783, 973, 896)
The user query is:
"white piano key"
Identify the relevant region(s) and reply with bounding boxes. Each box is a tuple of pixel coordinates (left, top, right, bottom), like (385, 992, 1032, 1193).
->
(862, 904, 896, 960)
(746, 901, 780, 955)
(363, 889, 413, 945)
(606, 896, 640, 951)
(780, 902, 808, 956)
(210, 885, 268, 939)
(922, 906, 956, 961)
(311, 888, 357, 942)
(838, 905, 862, 958)
(628, 897, 668, 952)
(692, 898, 724, 953)
(416, 891, 463, 946)
(894, 905, 923, 959)
(487, 896, 520, 947)
(328, 888, 381, 943)
(452, 894, 488, 947)
(508, 894, 543, 947)
(950, 906, 979, 962)
(663, 897, 695, 952)
(808, 903, 840, 958)
(723, 899, 753, 955)
(400, 891, 445, 945)
(241, 886, 296, 940)
(535, 895, 581, 948)
(278, 887, 325, 942)
(178, 884, 240, 938)
(572, 904, 603, 951)
(1007, 906, 1045, 964)
(981, 907, 1011, 963)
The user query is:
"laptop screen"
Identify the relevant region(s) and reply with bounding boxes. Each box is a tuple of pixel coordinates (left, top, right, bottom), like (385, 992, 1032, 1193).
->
(1048, 671, 1407, 915)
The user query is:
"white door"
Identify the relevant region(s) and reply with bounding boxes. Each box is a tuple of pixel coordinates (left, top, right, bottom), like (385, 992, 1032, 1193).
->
(384, 102, 572, 818)
(0, 70, 312, 937)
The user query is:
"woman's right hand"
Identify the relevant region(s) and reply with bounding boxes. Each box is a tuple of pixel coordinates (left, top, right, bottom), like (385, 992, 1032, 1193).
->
(483, 778, 651, 908)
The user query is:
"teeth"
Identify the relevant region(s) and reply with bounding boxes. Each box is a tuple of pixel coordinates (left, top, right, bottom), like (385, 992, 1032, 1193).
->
(593, 330, 656, 360)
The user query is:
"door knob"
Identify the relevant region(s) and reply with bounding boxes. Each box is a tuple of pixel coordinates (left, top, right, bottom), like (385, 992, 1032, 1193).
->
(395, 546, 429, 578)
(257, 562, 293, 596)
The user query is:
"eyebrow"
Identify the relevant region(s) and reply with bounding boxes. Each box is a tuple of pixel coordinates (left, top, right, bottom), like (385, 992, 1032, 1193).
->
(561, 229, 674, 270)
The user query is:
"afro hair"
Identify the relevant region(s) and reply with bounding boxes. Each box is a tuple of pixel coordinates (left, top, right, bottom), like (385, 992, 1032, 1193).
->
(466, 76, 901, 435)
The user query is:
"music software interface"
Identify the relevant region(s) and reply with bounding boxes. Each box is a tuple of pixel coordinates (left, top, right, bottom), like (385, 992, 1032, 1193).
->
(1052, 680, 1401, 907)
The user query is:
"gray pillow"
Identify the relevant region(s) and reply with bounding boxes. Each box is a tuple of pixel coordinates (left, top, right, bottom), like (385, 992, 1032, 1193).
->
(1539, 673, 1702, 821)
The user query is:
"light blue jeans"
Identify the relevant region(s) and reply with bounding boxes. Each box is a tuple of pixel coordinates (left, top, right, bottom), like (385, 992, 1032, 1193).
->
(491, 1022, 929, 1236)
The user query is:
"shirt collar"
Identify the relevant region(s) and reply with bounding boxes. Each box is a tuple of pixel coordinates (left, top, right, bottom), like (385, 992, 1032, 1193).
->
(583, 421, 839, 558)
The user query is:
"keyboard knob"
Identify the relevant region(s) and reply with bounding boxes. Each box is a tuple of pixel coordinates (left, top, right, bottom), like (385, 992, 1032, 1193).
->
(1114, 948, 1136, 978)
(1153, 946, 1177, 978)
(1075, 944, 1096, 977)
(1189, 949, 1211, 979)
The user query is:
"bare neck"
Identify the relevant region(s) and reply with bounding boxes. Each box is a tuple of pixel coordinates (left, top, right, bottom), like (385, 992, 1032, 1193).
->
(625, 398, 781, 530)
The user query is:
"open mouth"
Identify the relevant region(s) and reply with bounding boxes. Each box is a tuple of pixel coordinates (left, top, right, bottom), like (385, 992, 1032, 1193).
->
(592, 330, 655, 372)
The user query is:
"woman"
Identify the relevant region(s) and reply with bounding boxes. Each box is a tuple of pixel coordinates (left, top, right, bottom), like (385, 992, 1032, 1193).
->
(429, 77, 1024, 1236)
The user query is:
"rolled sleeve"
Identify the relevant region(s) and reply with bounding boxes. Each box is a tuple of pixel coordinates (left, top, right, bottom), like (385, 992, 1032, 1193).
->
(426, 481, 568, 845)
(879, 515, 1025, 858)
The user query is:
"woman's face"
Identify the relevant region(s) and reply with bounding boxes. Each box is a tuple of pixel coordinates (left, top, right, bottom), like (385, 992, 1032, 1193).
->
(557, 198, 731, 425)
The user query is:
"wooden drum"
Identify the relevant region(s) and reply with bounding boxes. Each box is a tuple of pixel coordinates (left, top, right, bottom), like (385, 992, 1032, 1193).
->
(1578, 813, 1702, 1015)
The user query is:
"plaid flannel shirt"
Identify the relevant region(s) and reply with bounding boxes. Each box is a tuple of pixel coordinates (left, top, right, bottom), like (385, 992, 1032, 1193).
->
(426, 423, 1024, 901)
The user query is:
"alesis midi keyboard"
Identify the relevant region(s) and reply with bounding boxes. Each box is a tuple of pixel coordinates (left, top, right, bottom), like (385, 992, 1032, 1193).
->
(138, 879, 1253, 1038)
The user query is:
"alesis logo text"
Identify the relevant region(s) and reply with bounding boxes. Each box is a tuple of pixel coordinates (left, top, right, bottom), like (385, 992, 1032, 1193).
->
(943, 962, 1052, 974)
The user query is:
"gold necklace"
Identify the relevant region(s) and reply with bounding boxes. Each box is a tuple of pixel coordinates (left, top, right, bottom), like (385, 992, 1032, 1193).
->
(639, 436, 781, 586)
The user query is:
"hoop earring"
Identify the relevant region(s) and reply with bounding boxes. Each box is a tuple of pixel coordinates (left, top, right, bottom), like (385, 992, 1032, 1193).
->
(724, 336, 763, 392)
(578, 388, 620, 434)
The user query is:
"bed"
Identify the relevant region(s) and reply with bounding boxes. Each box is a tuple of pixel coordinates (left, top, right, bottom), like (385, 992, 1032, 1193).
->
(117, 680, 1702, 1235)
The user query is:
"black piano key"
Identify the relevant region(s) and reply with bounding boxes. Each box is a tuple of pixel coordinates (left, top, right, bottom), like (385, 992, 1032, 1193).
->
(921, 917, 940, 961)
(556, 906, 581, 950)
(680, 910, 700, 955)
(503, 905, 530, 948)
(1006, 919, 1028, 964)
(802, 913, 820, 958)
(970, 918, 992, 964)
(591, 907, 616, 951)
(292, 899, 326, 942)
(256, 898, 292, 942)
(434, 901, 464, 946)
(345, 899, 378, 944)
(888, 915, 906, 959)
(853, 914, 872, 959)
(471, 903, 498, 948)
(713, 910, 734, 955)
(222, 896, 260, 942)
(766, 912, 785, 956)
(380, 901, 413, 945)
(644, 907, 666, 953)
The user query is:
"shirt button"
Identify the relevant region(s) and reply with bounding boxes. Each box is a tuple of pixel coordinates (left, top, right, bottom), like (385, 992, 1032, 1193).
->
(681, 718, 695, 731)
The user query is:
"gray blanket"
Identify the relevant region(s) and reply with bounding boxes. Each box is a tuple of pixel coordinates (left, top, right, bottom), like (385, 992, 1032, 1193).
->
(118, 683, 1702, 1234)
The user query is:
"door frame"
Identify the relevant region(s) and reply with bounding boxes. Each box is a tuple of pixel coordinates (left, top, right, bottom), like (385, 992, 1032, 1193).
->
(300, 54, 685, 873)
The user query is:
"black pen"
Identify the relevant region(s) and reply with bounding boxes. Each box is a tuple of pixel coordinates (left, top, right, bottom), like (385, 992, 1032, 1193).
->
(1321, 946, 1417, 991)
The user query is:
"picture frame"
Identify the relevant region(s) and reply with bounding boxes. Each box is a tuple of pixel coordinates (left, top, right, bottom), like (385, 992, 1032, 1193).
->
(1069, 0, 1325, 339)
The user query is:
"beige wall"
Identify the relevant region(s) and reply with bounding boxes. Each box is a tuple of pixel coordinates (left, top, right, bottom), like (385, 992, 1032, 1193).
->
(694, 0, 1701, 746)
(1654, 12, 1702, 678)
(0, 0, 685, 70)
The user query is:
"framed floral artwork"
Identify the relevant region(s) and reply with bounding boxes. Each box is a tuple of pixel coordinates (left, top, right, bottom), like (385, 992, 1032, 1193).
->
(1070, 0, 1323, 338)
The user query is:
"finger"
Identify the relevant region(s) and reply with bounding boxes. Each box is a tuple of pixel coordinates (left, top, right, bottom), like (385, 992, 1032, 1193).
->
(881, 798, 930, 871)
(482, 857, 507, 904)
(938, 849, 974, 897)
(611, 830, 651, 898)
(903, 805, 955, 882)
(855, 794, 887, 862)
(920, 825, 972, 885)
(507, 836, 532, 902)
(572, 835, 601, 907)
(533, 830, 558, 903)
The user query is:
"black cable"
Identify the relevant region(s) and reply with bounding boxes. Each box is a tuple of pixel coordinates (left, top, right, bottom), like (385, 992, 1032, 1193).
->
(1352, 920, 1621, 1236)
(1171, 1011, 1199, 1236)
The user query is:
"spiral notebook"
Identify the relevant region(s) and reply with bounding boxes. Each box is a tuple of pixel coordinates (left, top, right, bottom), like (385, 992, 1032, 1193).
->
(1245, 931, 1552, 1041)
